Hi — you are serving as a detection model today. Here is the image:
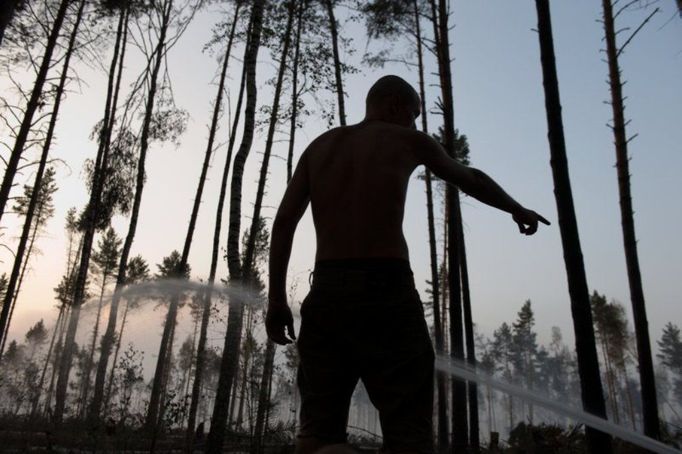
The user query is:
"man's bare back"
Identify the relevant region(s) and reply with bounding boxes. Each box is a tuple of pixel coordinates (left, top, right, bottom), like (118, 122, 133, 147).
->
(307, 120, 421, 262)
(266, 75, 549, 345)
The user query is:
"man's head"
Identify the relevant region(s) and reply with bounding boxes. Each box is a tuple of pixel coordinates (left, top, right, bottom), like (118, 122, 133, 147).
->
(365, 75, 420, 128)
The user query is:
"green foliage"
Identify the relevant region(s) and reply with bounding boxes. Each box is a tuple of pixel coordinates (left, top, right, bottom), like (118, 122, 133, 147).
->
(83, 126, 137, 230)
(658, 322, 682, 402)
(12, 166, 58, 227)
(591, 291, 630, 369)
(92, 227, 122, 281)
(24, 319, 47, 354)
(54, 269, 91, 307)
(110, 344, 145, 425)
(658, 323, 682, 370)
(359, 0, 416, 39)
(156, 250, 190, 280)
(125, 255, 150, 285)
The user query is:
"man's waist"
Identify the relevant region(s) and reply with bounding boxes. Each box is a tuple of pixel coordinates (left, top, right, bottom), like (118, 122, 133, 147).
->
(310, 257, 414, 288)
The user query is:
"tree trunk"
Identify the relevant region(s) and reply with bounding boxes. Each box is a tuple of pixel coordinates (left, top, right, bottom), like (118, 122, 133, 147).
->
(121, 0, 174, 430)
(0, 0, 85, 363)
(0, 0, 70, 223)
(104, 298, 130, 412)
(31, 303, 66, 417)
(80, 272, 108, 416)
(249, 3, 296, 451)
(458, 217, 479, 448)
(414, 0, 447, 447)
(54, 0, 132, 421)
(254, 340, 276, 454)
(287, 0, 305, 182)
(206, 1, 265, 451)
(447, 193, 468, 452)
(45, 305, 70, 414)
(323, 0, 346, 126)
(601, 0, 660, 439)
(534, 1, 612, 451)
(0, 197, 42, 356)
(88, 5, 136, 421)
(186, 4, 245, 444)
(429, 0, 468, 449)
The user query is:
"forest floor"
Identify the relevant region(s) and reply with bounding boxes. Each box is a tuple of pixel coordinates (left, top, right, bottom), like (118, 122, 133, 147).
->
(1, 419, 680, 453)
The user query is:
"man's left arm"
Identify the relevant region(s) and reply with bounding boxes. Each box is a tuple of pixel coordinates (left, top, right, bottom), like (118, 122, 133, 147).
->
(267, 150, 311, 345)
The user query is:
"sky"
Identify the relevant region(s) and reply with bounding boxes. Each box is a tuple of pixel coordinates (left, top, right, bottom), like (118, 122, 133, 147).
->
(1, 0, 681, 371)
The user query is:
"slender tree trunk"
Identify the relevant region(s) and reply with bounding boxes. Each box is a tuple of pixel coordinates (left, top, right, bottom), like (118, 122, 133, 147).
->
(148, 0, 226, 421)
(254, 340, 276, 454)
(46, 305, 70, 415)
(237, 338, 251, 428)
(0, 0, 70, 224)
(250, 3, 296, 451)
(429, 0, 468, 449)
(441, 218, 448, 351)
(243, 0, 294, 286)
(534, 1, 612, 451)
(447, 194, 468, 451)
(206, 1, 265, 451)
(88, 5, 135, 421)
(287, 0, 304, 182)
(414, 1, 447, 447)
(602, 338, 620, 423)
(104, 298, 130, 413)
(601, 0, 660, 439)
(623, 369, 637, 430)
(80, 272, 108, 415)
(54, 0, 132, 421)
(120, 0, 176, 430)
(31, 303, 66, 417)
(323, 0, 346, 126)
(458, 221, 479, 448)
(0, 0, 85, 364)
(0, 199, 42, 356)
(186, 5, 245, 444)
(228, 373, 239, 425)
(156, 320, 177, 430)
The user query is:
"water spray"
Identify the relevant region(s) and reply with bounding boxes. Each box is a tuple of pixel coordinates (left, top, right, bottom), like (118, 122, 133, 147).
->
(436, 355, 679, 454)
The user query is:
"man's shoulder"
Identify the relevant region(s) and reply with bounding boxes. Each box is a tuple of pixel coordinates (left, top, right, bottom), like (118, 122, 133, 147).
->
(306, 126, 346, 150)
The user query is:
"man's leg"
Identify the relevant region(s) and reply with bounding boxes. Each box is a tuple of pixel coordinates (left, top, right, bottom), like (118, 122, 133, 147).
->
(360, 297, 435, 454)
(296, 297, 359, 452)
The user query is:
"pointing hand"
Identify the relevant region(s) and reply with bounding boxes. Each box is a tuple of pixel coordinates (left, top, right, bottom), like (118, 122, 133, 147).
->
(513, 207, 551, 235)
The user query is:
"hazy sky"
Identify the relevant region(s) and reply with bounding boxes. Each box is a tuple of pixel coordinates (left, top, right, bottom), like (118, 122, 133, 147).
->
(2, 1, 681, 362)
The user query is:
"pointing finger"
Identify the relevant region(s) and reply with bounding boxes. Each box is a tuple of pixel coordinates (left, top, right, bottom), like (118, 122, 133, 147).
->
(538, 214, 551, 226)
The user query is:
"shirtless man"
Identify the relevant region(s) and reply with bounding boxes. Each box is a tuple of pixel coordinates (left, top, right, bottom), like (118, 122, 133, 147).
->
(266, 75, 549, 454)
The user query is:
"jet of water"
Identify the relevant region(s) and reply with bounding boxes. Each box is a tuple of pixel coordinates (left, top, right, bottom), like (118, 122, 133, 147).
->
(77, 279, 267, 313)
(436, 355, 679, 454)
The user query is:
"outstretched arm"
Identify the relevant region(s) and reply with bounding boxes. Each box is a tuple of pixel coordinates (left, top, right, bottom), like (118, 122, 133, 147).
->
(415, 132, 550, 234)
(267, 150, 310, 345)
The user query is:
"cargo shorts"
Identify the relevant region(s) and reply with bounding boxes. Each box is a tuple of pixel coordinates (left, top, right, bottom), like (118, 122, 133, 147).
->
(296, 259, 435, 454)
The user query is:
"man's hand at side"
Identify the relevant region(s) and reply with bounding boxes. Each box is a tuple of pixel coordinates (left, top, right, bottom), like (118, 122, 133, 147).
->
(512, 207, 551, 235)
(266, 302, 296, 345)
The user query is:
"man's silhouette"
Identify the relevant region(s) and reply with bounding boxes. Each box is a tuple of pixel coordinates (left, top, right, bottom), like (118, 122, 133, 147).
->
(266, 75, 549, 454)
